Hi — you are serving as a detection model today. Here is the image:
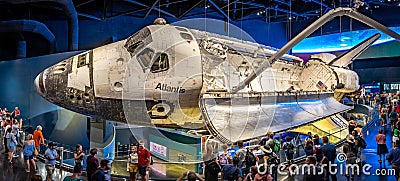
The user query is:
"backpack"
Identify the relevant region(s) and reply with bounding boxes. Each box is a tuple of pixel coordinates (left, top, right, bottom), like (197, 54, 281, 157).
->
(274, 139, 281, 153)
(359, 137, 367, 149)
(343, 142, 356, 157)
(226, 166, 239, 181)
(145, 149, 153, 165)
(266, 152, 279, 165)
(245, 149, 257, 168)
(286, 142, 295, 154)
(205, 160, 221, 181)
(304, 147, 314, 156)
(219, 153, 229, 165)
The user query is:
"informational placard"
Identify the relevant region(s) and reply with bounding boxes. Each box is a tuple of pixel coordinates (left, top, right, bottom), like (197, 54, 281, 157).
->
(150, 142, 167, 158)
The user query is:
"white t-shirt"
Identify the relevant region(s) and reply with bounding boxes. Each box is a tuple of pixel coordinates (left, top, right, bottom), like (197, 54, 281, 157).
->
(129, 152, 138, 164)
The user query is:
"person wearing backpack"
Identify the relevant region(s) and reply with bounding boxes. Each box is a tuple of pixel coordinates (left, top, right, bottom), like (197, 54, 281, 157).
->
(234, 141, 248, 174)
(321, 136, 336, 181)
(351, 130, 367, 151)
(282, 136, 295, 164)
(204, 158, 221, 181)
(343, 135, 357, 179)
(222, 156, 243, 181)
(261, 145, 278, 181)
(266, 133, 275, 152)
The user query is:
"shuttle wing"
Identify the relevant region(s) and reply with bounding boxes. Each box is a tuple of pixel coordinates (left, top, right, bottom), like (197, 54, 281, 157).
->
(200, 93, 351, 143)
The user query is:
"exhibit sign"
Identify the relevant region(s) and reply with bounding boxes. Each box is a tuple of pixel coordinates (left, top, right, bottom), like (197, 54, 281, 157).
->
(361, 83, 380, 94)
(150, 141, 167, 158)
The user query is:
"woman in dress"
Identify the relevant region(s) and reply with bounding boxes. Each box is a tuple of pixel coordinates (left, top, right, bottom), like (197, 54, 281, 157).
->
(5, 127, 17, 164)
(23, 134, 37, 172)
(376, 128, 389, 164)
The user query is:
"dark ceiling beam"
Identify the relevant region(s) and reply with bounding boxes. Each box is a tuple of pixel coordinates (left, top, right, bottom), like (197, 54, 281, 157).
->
(75, 0, 95, 8)
(180, 9, 217, 18)
(178, 0, 203, 18)
(108, 7, 146, 18)
(208, 0, 232, 22)
(274, 0, 291, 6)
(240, 1, 308, 18)
(160, 0, 190, 7)
(221, 0, 240, 9)
(309, 0, 331, 9)
(123, 0, 176, 18)
(271, 7, 309, 17)
(102, 0, 107, 20)
(78, 12, 102, 20)
(144, 0, 160, 18)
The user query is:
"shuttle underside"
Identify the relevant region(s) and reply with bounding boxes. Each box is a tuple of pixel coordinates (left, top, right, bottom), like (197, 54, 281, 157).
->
(200, 93, 351, 143)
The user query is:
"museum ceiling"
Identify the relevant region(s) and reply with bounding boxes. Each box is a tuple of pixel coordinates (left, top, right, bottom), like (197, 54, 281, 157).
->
(0, 0, 399, 23)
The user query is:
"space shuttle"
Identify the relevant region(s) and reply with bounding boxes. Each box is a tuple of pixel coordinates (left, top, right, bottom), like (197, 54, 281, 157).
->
(35, 7, 400, 143)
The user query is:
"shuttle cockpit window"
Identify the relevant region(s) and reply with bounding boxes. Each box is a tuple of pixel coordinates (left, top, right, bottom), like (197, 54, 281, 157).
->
(151, 53, 169, 73)
(136, 48, 155, 69)
(124, 27, 152, 55)
(180, 33, 193, 41)
(126, 41, 144, 54)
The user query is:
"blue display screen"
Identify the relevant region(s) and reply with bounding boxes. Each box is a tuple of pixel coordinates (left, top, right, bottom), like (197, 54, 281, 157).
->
(292, 26, 400, 53)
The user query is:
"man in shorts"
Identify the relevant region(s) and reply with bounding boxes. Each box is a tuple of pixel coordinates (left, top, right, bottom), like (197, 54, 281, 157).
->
(137, 141, 150, 181)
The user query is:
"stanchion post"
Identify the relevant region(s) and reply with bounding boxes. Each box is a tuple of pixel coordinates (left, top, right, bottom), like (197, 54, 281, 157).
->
(60, 146, 64, 166)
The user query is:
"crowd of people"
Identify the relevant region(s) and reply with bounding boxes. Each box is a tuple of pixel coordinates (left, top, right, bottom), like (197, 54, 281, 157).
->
(0, 106, 154, 181)
(197, 131, 338, 181)
(0, 107, 22, 165)
(376, 92, 400, 181)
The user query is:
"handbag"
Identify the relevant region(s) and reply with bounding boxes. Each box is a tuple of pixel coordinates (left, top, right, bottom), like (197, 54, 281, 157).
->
(33, 147, 39, 156)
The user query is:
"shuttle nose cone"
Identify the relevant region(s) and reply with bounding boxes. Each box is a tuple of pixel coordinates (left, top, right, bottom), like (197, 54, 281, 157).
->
(34, 72, 45, 96)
